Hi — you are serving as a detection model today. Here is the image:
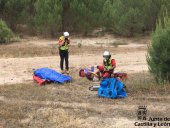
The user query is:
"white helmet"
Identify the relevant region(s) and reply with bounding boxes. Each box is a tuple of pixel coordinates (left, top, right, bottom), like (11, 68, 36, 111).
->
(103, 51, 111, 58)
(63, 32, 69, 37)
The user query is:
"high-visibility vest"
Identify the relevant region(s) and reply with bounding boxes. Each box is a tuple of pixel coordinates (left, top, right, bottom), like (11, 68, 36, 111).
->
(59, 36, 69, 50)
(103, 59, 113, 70)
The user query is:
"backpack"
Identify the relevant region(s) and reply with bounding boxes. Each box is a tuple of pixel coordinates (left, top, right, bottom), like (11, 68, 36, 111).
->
(98, 78, 126, 99)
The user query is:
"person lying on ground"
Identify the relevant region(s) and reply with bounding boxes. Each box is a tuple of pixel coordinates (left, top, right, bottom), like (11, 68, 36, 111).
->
(79, 67, 100, 81)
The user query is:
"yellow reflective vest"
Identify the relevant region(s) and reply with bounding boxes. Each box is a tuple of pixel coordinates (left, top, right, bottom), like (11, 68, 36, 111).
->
(59, 36, 69, 50)
(104, 59, 112, 70)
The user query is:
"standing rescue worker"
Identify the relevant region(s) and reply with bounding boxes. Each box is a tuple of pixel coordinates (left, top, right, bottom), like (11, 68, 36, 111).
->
(58, 32, 70, 74)
(96, 51, 116, 78)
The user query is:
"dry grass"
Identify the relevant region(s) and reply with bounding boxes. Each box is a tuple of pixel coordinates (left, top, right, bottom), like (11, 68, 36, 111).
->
(0, 72, 170, 128)
(125, 72, 170, 96)
(0, 41, 146, 58)
(0, 36, 169, 127)
(0, 43, 54, 58)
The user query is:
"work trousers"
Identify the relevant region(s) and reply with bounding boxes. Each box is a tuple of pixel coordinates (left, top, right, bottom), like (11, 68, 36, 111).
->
(59, 50, 69, 70)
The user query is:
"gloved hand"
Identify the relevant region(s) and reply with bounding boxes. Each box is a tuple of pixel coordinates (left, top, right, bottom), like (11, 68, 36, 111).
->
(63, 38, 69, 45)
(65, 38, 68, 42)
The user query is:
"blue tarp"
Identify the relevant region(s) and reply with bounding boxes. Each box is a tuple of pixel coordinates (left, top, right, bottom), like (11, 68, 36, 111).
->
(34, 68, 72, 84)
(98, 78, 126, 99)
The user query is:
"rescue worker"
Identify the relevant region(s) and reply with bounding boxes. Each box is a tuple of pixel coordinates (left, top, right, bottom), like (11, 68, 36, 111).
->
(58, 32, 70, 74)
(96, 51, 116, 78)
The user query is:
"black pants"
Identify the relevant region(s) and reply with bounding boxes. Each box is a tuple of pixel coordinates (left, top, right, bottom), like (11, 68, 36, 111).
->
(59, 50, 69, 70)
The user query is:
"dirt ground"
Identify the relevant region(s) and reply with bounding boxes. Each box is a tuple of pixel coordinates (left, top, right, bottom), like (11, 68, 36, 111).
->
(0, 35, 148, 85)
(0, 35, 170, 128)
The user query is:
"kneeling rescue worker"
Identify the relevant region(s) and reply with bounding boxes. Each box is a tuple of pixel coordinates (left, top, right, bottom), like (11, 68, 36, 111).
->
(96, 51, 116, 78)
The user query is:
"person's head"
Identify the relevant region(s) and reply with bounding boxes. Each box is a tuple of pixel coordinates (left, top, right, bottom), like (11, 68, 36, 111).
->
(103, 51, 111, 62)
(79, 69, 86, 77)
(63, 32, 69, 39)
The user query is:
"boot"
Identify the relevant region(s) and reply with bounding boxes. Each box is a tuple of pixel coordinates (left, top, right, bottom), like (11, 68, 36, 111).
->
(66, 70, 69, 75)
(61, 70, 64, 74)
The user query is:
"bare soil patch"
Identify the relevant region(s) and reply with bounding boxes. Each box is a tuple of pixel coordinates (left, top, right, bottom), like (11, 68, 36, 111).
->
(0, 36, 149, 85)
(1, 36, 169, 128)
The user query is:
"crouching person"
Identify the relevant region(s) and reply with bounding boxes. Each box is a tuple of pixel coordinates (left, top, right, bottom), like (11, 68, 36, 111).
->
(96, 51, 116, 79)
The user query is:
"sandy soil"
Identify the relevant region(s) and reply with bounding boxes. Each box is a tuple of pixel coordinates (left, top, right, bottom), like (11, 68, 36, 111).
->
(0, 51, 147, 85)
(2, 36, 169, 128)
(0, 35, 150, 85)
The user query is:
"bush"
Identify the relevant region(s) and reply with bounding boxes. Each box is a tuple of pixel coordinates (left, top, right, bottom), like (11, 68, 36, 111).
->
(147, 14, 170, 83)
(0, 20, 13, 43)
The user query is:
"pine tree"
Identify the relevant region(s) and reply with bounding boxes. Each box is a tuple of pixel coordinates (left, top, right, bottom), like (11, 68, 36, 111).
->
(101, 0, 163, 36)
(69, 0, 92, 34)
(35, 0, 62, 37)
(147, 10, 170, 83)
(68, 0, 104, 34)
(102, 0, 114, 30)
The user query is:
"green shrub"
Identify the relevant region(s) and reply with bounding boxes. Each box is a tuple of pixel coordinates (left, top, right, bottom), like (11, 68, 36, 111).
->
(147, 14, 170, 83)
(0, 20, 13, 43)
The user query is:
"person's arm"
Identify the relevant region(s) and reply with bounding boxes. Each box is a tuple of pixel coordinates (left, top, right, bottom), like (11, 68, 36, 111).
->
(67, 38, 70, 44)
(58, 36, 65, 46)
(110, 59, 116, 70)
(88, 70, 99, 77)
(58, 39, 64, 46)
